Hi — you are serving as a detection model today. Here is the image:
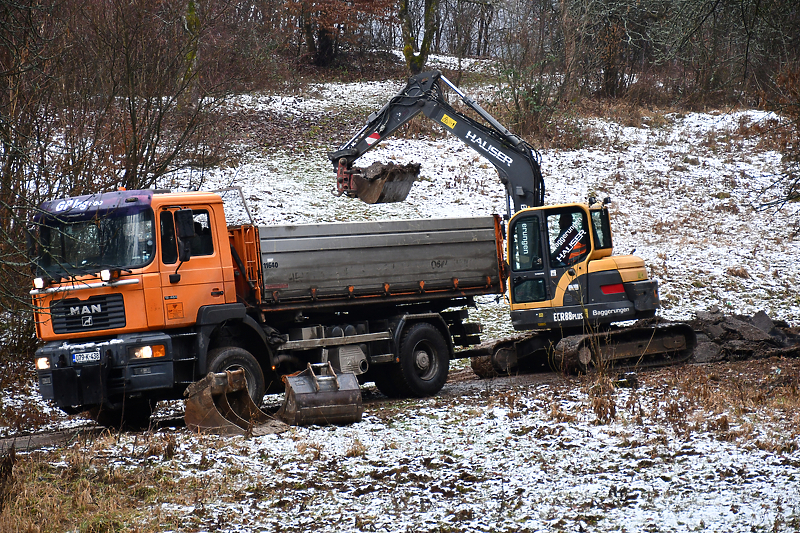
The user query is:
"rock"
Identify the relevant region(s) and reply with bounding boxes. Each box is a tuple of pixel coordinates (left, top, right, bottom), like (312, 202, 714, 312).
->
(721, 317, 775, 343)
(750, 310, 790, 346)
(615, 372, 639, 389)
(695, 309, 723, 323)
(692, 341, 724, 363)
(750, 310, 775, 334)
(725, 340, 759, 361)
(704, 323, 726, 341)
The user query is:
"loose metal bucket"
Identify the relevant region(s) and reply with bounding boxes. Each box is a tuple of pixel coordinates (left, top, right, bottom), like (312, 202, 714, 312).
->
(351, 162, 420, 204)
(184, 369, 283, 436)
(276, 362, 363, 426)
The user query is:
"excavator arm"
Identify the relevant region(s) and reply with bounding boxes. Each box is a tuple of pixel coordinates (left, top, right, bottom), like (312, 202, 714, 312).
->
(329, 70, 545, 214)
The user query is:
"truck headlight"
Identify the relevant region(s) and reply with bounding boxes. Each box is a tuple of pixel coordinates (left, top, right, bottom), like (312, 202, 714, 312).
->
(35, 357, 50, 370)
(130, 345, 166, 359)
(100, 269, 112, 281)
(34, 277, 46, 289)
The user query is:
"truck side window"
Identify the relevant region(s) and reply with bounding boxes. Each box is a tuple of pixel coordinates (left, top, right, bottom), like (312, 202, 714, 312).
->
(511, 216, 542, 271)
(548, 210, 589, 267)
(160, 211, 178, 264)
(190, 210, 214, 256)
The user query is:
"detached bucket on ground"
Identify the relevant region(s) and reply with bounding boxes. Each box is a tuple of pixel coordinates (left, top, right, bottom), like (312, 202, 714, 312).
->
(184, 369, 279, 435)
(184, 364, 363, 434)
(276, 362, 363, 426)
(351, 162, 421, 204)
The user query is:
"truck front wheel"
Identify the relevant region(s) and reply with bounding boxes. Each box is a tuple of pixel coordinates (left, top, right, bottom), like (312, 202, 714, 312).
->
(89, 399, 153, 430)
(206, 346, 266, 406)
(394, 322, 450, 397)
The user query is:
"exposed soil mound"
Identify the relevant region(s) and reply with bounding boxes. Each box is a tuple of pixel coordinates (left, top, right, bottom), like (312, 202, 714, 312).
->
(689, 308, 800, 363)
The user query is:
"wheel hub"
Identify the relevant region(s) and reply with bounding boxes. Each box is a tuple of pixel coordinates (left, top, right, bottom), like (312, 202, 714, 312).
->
(414, 349, 431, 371)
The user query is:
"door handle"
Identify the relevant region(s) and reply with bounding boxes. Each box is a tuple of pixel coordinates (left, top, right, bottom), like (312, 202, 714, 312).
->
(211, 290, 224, 297)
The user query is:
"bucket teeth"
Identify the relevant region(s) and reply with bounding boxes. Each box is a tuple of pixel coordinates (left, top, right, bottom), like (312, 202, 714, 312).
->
(276, 362, 363, 426)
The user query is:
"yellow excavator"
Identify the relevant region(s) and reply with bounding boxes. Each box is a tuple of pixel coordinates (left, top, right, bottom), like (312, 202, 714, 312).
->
(329, 70, 695, 374)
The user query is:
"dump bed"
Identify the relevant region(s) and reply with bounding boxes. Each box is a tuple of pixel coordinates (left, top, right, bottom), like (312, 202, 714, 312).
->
(257, 216, 504, 310)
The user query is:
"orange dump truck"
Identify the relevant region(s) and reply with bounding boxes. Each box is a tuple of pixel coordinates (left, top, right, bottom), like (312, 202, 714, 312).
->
(30, 189, 504, 426)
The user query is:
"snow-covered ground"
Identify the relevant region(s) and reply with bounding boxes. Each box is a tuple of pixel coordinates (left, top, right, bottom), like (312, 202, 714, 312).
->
(34, 360, 800, 533)
(5, 77, 800, 532)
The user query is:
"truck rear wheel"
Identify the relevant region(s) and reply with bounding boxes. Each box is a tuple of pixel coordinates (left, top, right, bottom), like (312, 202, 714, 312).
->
(394, 322, 450, 397)
(372, 367, 402, 398)
(207, 346, 266, 406)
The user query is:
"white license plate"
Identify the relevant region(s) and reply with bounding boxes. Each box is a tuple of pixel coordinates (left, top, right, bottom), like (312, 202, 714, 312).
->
(73, 350, 101, 364)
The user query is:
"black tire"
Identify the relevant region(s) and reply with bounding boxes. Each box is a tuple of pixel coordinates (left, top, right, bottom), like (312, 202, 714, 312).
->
(372, 366, 403, 398)
(393, 322, 450, 397)
(89, 399, 154, 430)
(206, 346, 266, 406)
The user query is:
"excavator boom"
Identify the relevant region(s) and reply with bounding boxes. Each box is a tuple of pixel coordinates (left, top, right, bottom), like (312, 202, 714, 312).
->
(330, 70, 545, 214)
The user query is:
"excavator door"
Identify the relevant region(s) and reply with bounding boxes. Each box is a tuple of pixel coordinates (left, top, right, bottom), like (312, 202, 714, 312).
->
(507, 205, 593, 329)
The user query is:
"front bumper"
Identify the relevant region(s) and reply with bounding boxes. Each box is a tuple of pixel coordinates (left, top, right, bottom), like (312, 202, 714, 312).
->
(35, 332, 174, 410)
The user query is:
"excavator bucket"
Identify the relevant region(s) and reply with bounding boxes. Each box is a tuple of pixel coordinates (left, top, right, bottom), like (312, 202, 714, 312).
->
(352, 162, 420, 204)
(276, 362, 363, 426)
(184, 369, 282, 436)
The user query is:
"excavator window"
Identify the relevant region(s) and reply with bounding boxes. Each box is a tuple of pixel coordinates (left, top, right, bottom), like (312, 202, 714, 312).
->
(548, 210, 589, 267)
(510, 215, 547, 303)
(590, 209, 613, 250)
(510, 216, 543, 272)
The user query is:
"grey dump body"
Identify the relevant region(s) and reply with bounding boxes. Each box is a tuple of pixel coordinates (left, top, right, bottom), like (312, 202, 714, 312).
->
(258, 216, 503, 307)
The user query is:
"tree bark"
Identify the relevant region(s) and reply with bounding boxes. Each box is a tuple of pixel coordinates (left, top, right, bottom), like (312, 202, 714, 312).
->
(399, 0, 439, 74)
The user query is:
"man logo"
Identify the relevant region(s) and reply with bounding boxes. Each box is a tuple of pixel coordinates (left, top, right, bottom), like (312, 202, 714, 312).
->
(70, 304, 102, 315)
(82, 316, 93, 327)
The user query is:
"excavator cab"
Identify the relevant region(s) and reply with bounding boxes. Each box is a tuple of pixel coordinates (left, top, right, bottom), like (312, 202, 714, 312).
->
(507, 199, 656, 331)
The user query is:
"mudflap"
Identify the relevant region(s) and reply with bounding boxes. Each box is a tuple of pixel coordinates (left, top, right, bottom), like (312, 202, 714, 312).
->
(351, 162, 421, 204)
(184, 370, 287, 436)
(276, 362, 363, 426)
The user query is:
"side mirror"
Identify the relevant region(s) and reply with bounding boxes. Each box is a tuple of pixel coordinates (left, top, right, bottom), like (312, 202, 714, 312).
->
(174, 209, 194, 262)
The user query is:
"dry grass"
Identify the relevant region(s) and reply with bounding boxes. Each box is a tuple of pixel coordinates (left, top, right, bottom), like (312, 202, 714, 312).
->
(571, 356, 800, 450)
(0, 435, 178, 532)
(641, 358, 800, 447)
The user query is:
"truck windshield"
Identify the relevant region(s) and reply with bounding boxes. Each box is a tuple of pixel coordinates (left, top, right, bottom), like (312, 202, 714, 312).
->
(37, 208, 155, 277)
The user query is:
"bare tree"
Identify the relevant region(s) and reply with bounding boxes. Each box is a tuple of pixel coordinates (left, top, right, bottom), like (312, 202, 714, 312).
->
(284, 0, 394, 66)
(400, 0, 440, 74)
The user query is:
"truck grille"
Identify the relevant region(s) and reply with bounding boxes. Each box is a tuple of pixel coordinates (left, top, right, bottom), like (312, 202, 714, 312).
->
(50, 294, 126, 334)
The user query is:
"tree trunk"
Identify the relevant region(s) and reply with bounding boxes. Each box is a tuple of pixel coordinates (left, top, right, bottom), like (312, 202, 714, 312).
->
(399, 0, 439, 74)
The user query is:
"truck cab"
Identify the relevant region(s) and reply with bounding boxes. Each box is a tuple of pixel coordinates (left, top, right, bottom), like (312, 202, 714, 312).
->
(30, 189, 500, 426)
(31, 190, 239, 421)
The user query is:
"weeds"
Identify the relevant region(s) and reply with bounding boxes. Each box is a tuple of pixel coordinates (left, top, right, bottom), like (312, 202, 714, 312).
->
(588, 375, 617, 425)
(345, 437, 368, 458)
